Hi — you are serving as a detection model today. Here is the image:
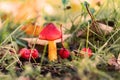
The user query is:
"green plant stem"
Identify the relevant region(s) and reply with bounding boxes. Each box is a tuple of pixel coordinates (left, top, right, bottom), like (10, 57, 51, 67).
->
(6, 60, 17, 69)
(86, 22, 90, 48)
(60, 24, 64, 48)
(10, 35, 23, 68)
(40, 45, 47, 66)
(0, 51, 8, 63)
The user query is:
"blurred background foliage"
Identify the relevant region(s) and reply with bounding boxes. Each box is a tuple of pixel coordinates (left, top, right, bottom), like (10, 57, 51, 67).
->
(1, 0, 120, 80)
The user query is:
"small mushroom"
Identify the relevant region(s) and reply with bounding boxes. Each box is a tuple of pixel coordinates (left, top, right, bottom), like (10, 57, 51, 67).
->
(39, 23, 62, 61)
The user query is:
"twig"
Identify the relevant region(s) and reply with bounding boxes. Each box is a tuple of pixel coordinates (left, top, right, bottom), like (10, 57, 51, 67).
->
(85, 3, 103, 35)
(60, 24, 64, 48)
(85, 4, 95, 22)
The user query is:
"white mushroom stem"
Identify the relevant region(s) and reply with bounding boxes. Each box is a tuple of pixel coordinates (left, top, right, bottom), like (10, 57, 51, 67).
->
(48, 41, 57, 61)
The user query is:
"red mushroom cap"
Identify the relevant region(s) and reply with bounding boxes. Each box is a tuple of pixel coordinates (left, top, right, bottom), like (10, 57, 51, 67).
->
(39, 23, 62, 41)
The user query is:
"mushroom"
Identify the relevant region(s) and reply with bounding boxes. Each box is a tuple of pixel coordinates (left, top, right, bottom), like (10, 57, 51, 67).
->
(39, 23, 62, 61)
(20, 34, 71, 45)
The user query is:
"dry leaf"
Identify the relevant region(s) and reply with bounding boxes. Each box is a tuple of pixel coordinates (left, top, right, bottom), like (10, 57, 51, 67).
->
(97, 23, 113, 35)
(20, 34, 71, 45)
(0, 0, 46, 24)
(21, 23, 42, 36)
(77, 22, 113, 37)
(77, 29, 92, 37)
(14, 0, 38, 23)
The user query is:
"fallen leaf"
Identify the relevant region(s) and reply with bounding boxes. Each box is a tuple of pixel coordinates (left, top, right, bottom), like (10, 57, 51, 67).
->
(97, 23, 113, 35)
(0, 0, 46, 24)
(77, 22, 113, 37)
(14, 0, 38, 23)
(20, 34, 71, 45)
(21, 23, 42, 36)
(77, 29, 91, 37)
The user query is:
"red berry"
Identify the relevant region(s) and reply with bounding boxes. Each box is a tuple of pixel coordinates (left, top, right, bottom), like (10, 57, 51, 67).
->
(30, 49, 39, 59)
(19, 48, 30, 59)
(59, 48, 70, 59)
(81, 48, 93, 57)
(19, 48, 39, 60)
